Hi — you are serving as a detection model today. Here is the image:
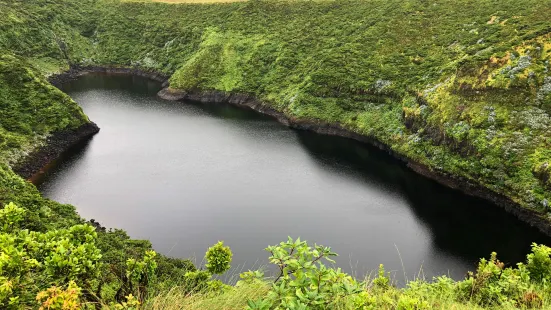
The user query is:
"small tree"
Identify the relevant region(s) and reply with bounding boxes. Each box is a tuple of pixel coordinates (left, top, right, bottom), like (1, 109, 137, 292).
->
(205, 241, 232, 275)
(181, 241, 233, 294)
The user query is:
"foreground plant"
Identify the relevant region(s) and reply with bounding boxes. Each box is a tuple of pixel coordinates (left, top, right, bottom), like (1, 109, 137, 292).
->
(246, 237, 367, 309)
(241, 238, 551, 310)
(205, 241, 233, 275)
(36, 281, 82, 310)
(181, 241, 233, 294)
(0, 203, 102, 309)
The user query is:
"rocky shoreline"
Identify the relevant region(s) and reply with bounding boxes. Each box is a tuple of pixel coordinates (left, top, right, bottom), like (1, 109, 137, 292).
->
(14, 122, 100, 180)
(158, 87, 551, 236)
(24, 67, 551, 236)
(15, 66, 169, 183)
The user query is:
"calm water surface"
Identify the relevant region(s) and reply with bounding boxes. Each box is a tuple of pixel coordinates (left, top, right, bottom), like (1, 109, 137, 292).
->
(36, 74, 550, 282)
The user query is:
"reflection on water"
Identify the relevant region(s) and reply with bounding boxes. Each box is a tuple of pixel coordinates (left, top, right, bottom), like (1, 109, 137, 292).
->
(296, 133, 548, 266)
(36, 74, 550, 283)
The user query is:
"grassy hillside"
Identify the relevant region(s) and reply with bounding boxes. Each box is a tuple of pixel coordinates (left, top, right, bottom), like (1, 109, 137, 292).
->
(0, 54, 89, 165)
(88, 0, 551, 214)
(6, 0, 548, 214)
(2, 0, 551, 308)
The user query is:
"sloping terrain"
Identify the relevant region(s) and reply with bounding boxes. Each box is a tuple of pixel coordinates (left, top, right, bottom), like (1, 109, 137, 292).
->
(2, 0, 551, 308)
(5, 0, 551, 217)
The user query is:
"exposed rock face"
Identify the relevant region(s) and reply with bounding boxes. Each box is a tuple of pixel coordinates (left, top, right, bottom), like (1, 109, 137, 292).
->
(14, 122, 100, 180)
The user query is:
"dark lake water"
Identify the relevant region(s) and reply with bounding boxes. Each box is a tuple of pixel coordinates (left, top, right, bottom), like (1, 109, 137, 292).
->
(36, 74, 550, 282)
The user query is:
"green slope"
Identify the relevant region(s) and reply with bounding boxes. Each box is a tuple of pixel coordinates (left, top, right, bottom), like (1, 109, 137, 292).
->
(2, 0, 551, 308)
(110, 0, 551, 213)
(6, 0, 549, 213)
(0, 54, 89, 164)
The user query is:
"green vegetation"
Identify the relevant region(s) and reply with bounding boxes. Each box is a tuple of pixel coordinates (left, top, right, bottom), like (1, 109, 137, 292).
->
(123, 0, 247, 3)
(144, 239, 551, 310)
(1, 0, 551, 308)
(4, 0, 548, 213)
(0, 201, 232, 309)
(26, 236, 551, 310)
(0, 54, 88, 165)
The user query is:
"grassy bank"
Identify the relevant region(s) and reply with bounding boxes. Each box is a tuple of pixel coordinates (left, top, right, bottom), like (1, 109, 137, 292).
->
(1, 0, 551, 308)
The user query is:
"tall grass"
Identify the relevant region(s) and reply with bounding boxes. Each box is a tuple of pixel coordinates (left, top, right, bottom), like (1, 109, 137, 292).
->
(143, 282, 269, 310)
(122, 0, 247, 4)
(133, 276, 551, 310)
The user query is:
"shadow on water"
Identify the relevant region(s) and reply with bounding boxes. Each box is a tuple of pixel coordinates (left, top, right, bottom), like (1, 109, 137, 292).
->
(33, 139, 94, 187)
(65, 74, 274, 122)
(62, 73, 163, 95)
(37, 74, 551, 281)
(294, 132, 550, 267)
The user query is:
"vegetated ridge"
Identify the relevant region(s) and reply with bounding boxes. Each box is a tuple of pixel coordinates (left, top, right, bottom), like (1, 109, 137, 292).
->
(2, 0, 551, 308)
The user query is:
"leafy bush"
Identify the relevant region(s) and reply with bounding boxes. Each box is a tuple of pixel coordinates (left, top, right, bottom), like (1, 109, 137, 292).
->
(0, 200, 198, 308)
(205, 241, 232, 275)
(247, 237, 366, 310)
(526, 243, 551, 282)
(123, 250, 158, 301)
(458, 252, 529, 306)
(0, 202, 24, 232)
(0, 203, 102, 308)
(243, 239, 551, 309)
(36, 281, 82, 310)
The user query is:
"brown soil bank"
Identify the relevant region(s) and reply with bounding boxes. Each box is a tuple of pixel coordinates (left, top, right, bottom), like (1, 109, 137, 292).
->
(159, 87, 551, 237)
